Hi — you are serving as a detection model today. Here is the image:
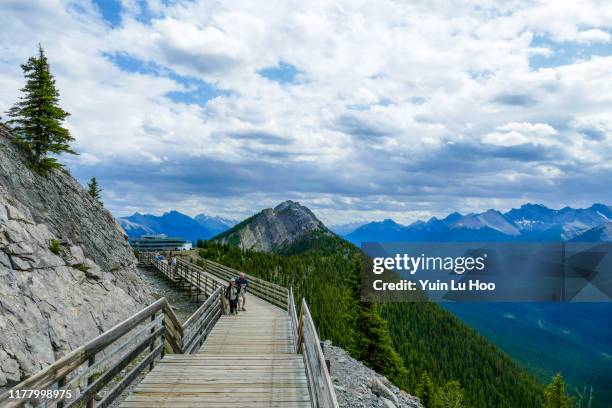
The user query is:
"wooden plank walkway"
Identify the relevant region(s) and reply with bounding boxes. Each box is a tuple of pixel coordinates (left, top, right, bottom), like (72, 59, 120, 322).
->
(121, 295, 311, 407)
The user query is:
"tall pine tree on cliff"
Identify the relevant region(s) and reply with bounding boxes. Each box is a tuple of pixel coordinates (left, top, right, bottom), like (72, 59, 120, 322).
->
(6, 45, 76, 174)
(87, 177, 102, 204)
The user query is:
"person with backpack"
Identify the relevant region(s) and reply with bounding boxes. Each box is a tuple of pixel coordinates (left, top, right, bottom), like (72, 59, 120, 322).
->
(225, 278, 239, 315)
(235, 272, 249, 311)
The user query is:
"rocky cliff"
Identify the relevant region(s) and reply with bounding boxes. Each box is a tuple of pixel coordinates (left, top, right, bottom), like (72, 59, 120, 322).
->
(0, 127, 151, 388)
(324, 342, 422, 408)
(214, 200, 330, 252)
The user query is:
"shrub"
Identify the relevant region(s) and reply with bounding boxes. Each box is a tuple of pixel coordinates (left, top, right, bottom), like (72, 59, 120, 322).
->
(74, 263, 90, 273)
(49, 239, 61, 255)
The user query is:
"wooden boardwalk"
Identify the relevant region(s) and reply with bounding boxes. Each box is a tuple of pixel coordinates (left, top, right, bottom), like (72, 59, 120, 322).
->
(121, 295, 311, 407)
(0, 255, 337, 408)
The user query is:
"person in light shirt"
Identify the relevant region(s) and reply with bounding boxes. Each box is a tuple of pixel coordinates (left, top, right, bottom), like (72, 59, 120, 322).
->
(235, 272, 249, 311)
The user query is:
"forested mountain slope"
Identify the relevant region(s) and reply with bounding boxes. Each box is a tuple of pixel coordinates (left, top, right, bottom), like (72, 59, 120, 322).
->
(198, 228, 543, 407)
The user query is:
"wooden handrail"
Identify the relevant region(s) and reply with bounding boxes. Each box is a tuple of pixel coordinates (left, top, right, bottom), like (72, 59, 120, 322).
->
(0, 297, 175, 407)
(140, 253, 225, 354)
(204, 259, 288, 293)
(0, 255, 226, 408)
(295, 297, 339, 408)
(197, 258, 290, 310)
(288, 287, 299, 353)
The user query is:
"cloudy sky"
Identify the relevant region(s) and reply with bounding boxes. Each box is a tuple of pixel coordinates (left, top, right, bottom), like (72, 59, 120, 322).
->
(0, 1, 611, 225)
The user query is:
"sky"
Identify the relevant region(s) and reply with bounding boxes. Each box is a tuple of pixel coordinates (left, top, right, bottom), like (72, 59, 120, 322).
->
(0, 0, 611, 225)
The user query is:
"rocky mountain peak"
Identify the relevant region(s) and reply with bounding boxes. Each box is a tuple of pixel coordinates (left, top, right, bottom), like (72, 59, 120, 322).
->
(214, 200, 328, 252)
(274, 199, 300, 211)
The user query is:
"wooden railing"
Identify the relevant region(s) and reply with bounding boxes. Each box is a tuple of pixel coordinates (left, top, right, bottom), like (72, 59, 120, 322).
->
(141, 253, 225, 298)
(199, 258, 289, 309)
(181, 288, 222, 354)
(290, 291, 339, 408)
(0, 298, 175, 408)
(0, 256, 225, 408)
(149, 254, 338, 407)
(140, 253, 225, 354)
(288, 288, 299, 353)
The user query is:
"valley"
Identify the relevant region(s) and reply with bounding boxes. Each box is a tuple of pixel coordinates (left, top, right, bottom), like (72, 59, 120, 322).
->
(115, 200, 612, 406)
(193, 201, 548, 407)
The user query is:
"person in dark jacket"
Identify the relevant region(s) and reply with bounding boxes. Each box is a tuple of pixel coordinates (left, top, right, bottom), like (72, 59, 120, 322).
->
(235, 272, 248, 311)
(225, 278, 239, 315)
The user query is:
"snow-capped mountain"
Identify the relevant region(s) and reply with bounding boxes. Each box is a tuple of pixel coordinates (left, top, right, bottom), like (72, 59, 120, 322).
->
(194, 214, 238, 236)
(118, 211, 236, 242)
(345, 203, 612, 245)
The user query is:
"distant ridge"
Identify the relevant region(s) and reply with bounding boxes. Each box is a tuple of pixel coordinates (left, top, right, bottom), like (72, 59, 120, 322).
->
(118, 211, 236, 242)
(345, 203, 612, 245)
(329, 221, 368, 235)
(571, 221, 612, 242)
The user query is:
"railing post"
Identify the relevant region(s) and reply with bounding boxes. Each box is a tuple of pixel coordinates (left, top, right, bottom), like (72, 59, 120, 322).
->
(56, 376, 65, 408)
(86, 355, 95, 408)
(160, 311, 166, 359)
(220, 290, 227, 315)
(149, 313, 156, 371)
(297, 303, 304, 353)
(197, 268, 200, 301)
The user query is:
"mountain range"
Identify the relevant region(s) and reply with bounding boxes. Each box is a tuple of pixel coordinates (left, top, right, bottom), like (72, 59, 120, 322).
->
(196, 200, 546, 407)
(344, 203, 612, 245)
(118, 202, 611, 246)
(120, 199, 611, 404)
(195, 199, 612, 406)
(118, 211, 237, 242)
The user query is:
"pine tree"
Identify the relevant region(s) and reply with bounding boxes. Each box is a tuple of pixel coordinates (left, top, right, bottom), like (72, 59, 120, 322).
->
(416, 371, 439, 408)
(348, 257, 408, 388)
(438, 380, 466, 408)
(87, 177, 102, 204)
(6, 44, 75, 174)
(544, 373, 573, 408)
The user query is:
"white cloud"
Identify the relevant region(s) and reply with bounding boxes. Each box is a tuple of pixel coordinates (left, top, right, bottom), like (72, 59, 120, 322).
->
(483, 130, 530, 147)
(576, 28, 611, 44)
(0, 0, 611, 222)
(483, 122, 558, 147)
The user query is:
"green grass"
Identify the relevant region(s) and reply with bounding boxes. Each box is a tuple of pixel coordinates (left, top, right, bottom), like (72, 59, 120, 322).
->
(48, 239, 61, 255)
(74, 263, 90, 273)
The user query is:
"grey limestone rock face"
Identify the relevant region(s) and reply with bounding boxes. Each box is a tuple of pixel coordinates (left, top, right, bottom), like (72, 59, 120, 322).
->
(217, 200, 330, 252)
(0, 128, 152, 389)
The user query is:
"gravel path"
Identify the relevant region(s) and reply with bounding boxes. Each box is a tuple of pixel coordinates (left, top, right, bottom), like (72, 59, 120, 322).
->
(324, 341, 422, 408)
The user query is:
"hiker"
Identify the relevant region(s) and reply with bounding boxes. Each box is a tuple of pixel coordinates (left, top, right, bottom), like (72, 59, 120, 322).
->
(236, 272, 249, 311)
(225, 278, 239, 315)
(170, 256, 178, 278)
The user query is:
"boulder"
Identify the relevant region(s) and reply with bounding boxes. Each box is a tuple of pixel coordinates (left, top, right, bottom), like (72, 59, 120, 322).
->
(369, 377, 399, 406)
